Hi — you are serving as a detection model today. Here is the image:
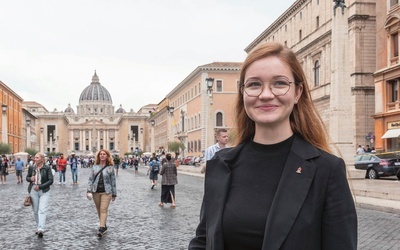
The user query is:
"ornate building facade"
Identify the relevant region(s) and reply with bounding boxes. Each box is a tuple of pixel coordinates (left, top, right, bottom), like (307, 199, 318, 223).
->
(23, 72, 152, 156)
(245, 0, 376, 166)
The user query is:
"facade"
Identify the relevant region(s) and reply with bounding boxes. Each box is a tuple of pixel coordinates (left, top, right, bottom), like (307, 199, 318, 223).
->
(245, 0, 376, 165)
(0, 80, 24, 153)
(23, 72, 151, 156)
(164, 62, 241, 158)
(374, 0, 400, 152)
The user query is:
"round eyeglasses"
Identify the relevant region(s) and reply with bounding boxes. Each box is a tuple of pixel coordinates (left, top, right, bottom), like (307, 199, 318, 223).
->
(242, 78, 294, 97)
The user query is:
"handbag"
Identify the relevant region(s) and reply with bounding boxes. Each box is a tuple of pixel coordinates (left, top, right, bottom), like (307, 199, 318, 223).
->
(24, 195, 32, 206)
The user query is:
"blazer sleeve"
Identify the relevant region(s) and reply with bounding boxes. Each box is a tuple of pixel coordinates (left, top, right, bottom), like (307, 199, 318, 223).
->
(321, 157, 357, 250)
(188, 199, 207, 250)
(39, 166, 53, 190)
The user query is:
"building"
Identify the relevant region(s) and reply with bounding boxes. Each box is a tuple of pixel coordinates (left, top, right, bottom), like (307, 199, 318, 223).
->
(374, 0, 400, 152)
(23, 72, 151, 156)
(162, 62, 242, 158)
(0, 80, 24, 153)
(245, 0, 376, 165)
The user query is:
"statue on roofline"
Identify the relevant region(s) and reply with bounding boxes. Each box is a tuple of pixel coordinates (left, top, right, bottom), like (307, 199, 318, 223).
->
(333, 0, 346, 16)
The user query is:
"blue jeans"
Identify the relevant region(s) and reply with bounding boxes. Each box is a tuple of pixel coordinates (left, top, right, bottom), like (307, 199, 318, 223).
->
(59, 171, 66, 183)
(71, 168, 78, 183)
(30, 189, 50, 232)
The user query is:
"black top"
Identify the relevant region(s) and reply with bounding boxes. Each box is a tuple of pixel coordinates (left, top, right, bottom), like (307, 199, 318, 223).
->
(222, 135, 294, 250)
(96, 171, 105, 193)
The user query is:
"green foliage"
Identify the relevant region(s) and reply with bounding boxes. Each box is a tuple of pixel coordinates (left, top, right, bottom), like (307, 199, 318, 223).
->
(0, 142, 12, 154)
(25, 148, 38, 156)
(168, 141, 185, 153)
(48, 152, 62, 157)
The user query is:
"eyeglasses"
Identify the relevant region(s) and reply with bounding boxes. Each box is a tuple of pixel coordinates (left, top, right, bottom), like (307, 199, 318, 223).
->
(242, 77, 294, 97)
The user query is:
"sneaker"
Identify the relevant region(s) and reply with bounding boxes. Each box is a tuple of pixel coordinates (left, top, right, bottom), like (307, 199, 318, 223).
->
(151, 184, 154, 189)
(59, 182, 61, 185)
(97, 227, 106, 237)
(38, 231, 44, 238)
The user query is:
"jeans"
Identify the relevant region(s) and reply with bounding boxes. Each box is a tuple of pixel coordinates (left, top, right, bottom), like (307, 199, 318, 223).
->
(92, 193, 112, 227)
(71, 168, 78, 183)
(30, 189, 50, 232)
(59, 170, 66, 183)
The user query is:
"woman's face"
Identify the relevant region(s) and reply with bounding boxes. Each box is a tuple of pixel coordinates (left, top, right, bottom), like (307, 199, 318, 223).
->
(99, 151, 108, 162)
(243, 56, 302, 130)
(34, 154, 43, 165)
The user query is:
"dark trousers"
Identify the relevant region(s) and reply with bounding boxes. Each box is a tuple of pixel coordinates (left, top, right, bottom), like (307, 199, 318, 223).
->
(161, 185, 175, 204)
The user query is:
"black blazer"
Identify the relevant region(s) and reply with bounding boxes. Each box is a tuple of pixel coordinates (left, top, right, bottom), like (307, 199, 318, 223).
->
(188, 135, 357, 250)
(26, 164, 54, 193)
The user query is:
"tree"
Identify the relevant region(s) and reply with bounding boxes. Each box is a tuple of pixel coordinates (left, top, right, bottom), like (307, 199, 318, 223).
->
(0, 142, 12, 155)
(168, 141, 185, 153)
(25, 148, 38, 157)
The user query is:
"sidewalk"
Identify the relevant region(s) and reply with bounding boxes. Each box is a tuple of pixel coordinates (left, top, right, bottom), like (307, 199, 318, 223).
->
(177, 164, 400, 214)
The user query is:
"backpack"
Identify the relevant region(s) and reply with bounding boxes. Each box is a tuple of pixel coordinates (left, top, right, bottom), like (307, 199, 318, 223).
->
(151, 161, 160, 173)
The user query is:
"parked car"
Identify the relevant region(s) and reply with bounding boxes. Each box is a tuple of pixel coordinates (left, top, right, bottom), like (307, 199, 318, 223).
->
(354, 153, 400, 179)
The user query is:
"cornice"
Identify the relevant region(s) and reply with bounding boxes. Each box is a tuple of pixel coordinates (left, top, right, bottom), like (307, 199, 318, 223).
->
(245, 0, 308, 52)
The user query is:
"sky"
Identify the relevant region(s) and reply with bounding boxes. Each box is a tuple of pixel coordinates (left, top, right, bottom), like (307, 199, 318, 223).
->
(0, 0, 295, 112)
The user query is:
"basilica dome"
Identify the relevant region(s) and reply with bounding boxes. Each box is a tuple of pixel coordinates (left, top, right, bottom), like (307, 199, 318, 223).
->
(79, 71, 112, 103)
(115, 104, 126, 113)
(64, 103, 75, 113)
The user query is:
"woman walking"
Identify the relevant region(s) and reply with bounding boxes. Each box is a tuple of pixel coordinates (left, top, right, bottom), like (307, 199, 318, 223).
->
(26, 153, 54, 238)
(87, 149, 117, 238)
(0, 155, 8, 184)
(159, 153, 178, 208)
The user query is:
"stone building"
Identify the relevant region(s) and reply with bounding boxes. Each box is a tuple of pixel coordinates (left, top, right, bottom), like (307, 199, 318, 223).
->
(245, 0, 376, 165)
(158, 62, 242, 158)
(374, 0, 400, 152)
(23, 72, 151, 156)
(0, 80, 24, 153)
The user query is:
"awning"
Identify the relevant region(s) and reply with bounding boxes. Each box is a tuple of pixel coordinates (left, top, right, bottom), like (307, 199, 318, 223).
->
(381, 129, 400, 139)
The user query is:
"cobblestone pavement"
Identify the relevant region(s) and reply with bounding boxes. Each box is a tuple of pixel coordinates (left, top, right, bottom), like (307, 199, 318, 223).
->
(1, 166, 400, 249)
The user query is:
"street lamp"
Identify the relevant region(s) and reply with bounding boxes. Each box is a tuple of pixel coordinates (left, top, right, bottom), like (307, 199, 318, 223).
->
(151, 120, 155, 126)
(1, 104, 7, 143)
(168, 106, 174, 115)
(206, 77, 214, 97)
(140, 127, 143, 133)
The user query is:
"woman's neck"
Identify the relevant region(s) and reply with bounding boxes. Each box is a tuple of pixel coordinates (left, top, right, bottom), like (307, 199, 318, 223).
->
(36, 163, 43, 169)
(100, 161, 106, 166)
(253, 123, 293, 145)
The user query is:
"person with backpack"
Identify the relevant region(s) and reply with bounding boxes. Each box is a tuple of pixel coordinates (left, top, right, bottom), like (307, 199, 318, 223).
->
(149, 158, 160, 189)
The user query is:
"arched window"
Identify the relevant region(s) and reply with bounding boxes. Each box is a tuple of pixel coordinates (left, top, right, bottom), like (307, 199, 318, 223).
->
(198, 114, 201, 127)
(216, 112, 223, 127)
(194, 141, 197, 152)
(314, 60, 320, 87)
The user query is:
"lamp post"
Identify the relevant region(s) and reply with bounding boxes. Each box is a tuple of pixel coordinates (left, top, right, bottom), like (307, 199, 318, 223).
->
(205, 77, 214, 150)
(150, 120, 155, 153)
(26, 120, 31, 149)
(40, 127, 44, 153)
(1, 104, 7, 143)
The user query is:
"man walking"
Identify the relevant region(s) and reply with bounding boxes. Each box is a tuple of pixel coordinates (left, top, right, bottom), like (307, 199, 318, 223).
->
(14, 156, 25, 184)
(69, 153, 79, 184)
(57, 154, 67, 184)
(202, 129, 229, 173)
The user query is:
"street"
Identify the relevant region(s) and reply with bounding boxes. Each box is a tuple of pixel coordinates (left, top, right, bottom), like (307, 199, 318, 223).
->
(0, 166, 399, 249)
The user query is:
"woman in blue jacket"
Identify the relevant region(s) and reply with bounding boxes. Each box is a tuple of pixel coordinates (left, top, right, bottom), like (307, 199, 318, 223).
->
(87, 149, 117, 238)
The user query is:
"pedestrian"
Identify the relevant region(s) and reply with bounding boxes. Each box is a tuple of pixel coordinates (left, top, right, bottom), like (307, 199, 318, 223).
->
(188, 42, 357, 249)
(86, 149, 117, 238)
(201, 128, 229, 174)
(113, 155, 120, 176)
(133, 157, 139, 175)
(15, 156, 25, 184)
(57, 154, 67, 184)
(69, 152, 79, 184)
(356, 145, 364, 154)
(26, 153, 54, 238)
(0, 155, 9, 184)
(159, 153, 178, 209)
(149, 157, 160, 189)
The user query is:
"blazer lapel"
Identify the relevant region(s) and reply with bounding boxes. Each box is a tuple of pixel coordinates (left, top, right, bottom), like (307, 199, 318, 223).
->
(204, 155, 233, 249)
(262, 136, 318, 250)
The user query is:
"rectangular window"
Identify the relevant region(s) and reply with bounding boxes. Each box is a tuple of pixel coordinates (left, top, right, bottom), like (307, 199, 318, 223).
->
(389, 80, 399, 102)
(391, 0, 399, 7)
(216, 80, 222, 92)
(392, 33, 399, 57)
(316, 16, 319, 29)
(74, 142, 79, 151)
(299, 30, 302, 41)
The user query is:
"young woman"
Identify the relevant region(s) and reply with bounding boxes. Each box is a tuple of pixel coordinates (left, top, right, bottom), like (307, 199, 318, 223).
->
(87, 149, 117, 238)
(159, 153, 178, 208)
(26, 153, 54, 238)
(189, 42, 357, 249)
